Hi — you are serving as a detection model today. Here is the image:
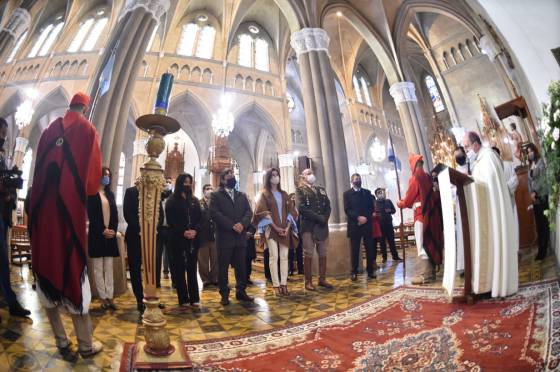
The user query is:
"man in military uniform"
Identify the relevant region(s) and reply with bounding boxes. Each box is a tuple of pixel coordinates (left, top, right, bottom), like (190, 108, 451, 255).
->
(296, 168, 333, 291)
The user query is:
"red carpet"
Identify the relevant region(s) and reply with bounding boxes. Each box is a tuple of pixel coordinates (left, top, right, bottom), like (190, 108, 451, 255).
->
(182, 280, 560, 371)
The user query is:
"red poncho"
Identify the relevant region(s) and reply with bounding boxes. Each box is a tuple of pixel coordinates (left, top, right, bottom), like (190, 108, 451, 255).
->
(30, 111, 101, 311)
(398, 154, 444, 265)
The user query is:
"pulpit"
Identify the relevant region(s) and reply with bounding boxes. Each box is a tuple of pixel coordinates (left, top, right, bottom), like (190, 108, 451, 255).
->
(437, 165, 476, 304)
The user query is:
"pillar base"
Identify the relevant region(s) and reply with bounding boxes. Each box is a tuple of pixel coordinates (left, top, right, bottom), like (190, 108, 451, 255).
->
(309, 225, 351, 277)
(121, 341, 192, 371)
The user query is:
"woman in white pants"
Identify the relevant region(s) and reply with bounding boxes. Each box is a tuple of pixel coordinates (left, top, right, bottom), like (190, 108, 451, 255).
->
(87, 167, 119, 310)
(253, 168, 298, 296)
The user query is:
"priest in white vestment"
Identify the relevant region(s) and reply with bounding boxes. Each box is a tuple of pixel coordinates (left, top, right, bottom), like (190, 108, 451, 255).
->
(492, 146, 519, 251)
(464, 132, 518, 298)
(453, 146, 469, 272)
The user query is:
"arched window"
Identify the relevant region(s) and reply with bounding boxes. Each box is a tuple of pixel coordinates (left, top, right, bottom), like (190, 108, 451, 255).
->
(177, 20, 216, 59)
(29, 19, 65, 58)
(82, 17, 108, 51)
(6, 31, 27, 63)
(352, 76, 363, 104)
(146, 25, 158, 51)
(116, 152, 126, 205)
(425, 75, 445, 113)
(360, 76, 372, 106)
(67, 18, 94, 52)
(286, 92, 295, 113)
(19, 148, 33, 199)
(237, 26, 270, 72)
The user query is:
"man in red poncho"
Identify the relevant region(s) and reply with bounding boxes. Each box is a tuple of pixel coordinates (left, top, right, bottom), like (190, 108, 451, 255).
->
(397, 154, 443, 284)
(29, 92, 103, 358)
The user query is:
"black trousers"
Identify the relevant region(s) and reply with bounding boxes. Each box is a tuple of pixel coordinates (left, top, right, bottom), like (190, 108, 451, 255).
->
(218, 243, 247, 298)
(168, 240, 199, 305)
(125, 232, 143, 306)
(534, 196, 550, 259)
(350, 233, 376, 275)
(288, 242, 303, 275)
(264, 248, 271, 281)
(380, 222, 400, 260)
(155, 227, 170, 287)
(0, 218, 17, 307)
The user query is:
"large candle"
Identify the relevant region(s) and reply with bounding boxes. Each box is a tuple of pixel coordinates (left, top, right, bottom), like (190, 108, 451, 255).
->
(154, 73, 174, 115)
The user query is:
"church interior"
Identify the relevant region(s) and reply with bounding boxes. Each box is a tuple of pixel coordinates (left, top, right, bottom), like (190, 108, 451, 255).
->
(0, 0, 559, 370)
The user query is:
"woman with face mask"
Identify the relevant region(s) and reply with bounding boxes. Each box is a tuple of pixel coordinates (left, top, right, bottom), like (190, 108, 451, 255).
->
(165, 173, 202, 306)
(253, 168, 298, 296)
(87, 167, 120, 310)
(526, 143, 550, 261)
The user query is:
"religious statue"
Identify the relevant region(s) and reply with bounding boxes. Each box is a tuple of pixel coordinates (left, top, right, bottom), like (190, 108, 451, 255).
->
(164, 142, 185, 181)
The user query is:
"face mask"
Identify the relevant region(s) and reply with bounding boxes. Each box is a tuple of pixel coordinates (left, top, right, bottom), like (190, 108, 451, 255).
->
(306, 174, 316, 185)
(467, 149, 476, 161)
(101, 175, 110, 186)
(226, 177, 237, 189)
(455, 155, 467, 166)
(352, 180, 361, 189)
(0, 138, 5, 149)
(184, 184, 192, 193)
(165, 183, 173, 192)
(377, 193, 385, 199)
(204, 190, 212, 198)
(271, 176, 280, 185)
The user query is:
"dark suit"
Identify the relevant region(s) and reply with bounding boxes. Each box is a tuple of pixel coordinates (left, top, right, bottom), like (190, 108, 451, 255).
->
(209, 187, 253, 298)
(123, 186, 143, 306)
(376, 198, 400, 260)
(343, 188, 376, 276)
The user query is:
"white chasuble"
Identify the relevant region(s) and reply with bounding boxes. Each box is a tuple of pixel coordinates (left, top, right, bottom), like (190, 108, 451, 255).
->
(470, 147, 518, 298)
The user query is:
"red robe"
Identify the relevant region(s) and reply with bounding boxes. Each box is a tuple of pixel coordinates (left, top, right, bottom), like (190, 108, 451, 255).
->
(398, 155, 443, 265)
(30, 111, 101, 311)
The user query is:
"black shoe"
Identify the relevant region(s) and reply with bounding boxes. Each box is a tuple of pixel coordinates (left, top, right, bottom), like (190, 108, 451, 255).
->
(382, 258, 387, 264)
(246, 279, 254, 286)
(220, 296, 230, 306)
(392, 256, 403, 261)
(351, 274, 357, 282)
(368, 273, 376, 279)
(158, 303, 165, 309)
(236, 291, 254, 302)
(9, 302, 31, 317)
(137, 303, 145, 314)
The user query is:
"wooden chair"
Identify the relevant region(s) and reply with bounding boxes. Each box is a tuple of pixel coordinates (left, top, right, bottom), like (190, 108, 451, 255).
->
(10, 226, 31, 274)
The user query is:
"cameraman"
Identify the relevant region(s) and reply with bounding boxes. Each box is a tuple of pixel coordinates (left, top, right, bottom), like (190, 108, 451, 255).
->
(0, 117, 30, 318)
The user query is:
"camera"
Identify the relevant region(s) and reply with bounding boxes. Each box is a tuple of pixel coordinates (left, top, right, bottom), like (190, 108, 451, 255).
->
(0, 169, 24, 190)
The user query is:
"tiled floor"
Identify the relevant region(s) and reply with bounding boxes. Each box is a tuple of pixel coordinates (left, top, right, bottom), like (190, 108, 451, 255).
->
(0, 246, 557, 370)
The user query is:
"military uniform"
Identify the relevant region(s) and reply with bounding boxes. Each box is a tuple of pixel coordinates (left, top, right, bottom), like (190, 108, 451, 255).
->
(296, 184, 332, 290)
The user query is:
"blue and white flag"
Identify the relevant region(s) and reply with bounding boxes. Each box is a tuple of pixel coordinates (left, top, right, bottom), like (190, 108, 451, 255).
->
(99, 49, 116, 97)
(387, 137, 396, 162)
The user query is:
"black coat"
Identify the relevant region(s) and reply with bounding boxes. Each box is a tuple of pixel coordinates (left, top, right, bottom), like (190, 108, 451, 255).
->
(123, 186, 140, 240)
(343, 188, 374, 238)
(165, 193, 202, 251)
(87, 190, 119, 258)
(208, 188, 253, 249)
(375, 198, 396, 226)
(199, 198, 215, 243)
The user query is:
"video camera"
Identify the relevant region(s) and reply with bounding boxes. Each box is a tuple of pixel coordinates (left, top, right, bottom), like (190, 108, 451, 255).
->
(0, 169, 24, 190)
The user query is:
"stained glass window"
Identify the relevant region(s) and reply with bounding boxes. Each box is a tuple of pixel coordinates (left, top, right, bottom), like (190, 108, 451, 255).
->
(360, 76, 372, 106)
(425, 75, 445, 112)
(81, 17, 108, 51)
(353, 76, 363, 103)
(177, 23, 198, 56)
(68, 18, 94, 52)
(38, 22, 64, 56)
(255, 38, 269, 71)
(238, 34, 253, 67)
(195, 25, 215, 59)
(7, 31, 27, 62)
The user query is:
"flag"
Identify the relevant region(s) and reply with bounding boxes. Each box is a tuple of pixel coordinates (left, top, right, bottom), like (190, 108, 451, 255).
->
(386, 137, 396, 162)
(99, 49, 116, 97)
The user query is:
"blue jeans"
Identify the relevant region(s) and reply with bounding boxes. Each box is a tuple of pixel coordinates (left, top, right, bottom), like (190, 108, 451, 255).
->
(0, 218, 17, 306)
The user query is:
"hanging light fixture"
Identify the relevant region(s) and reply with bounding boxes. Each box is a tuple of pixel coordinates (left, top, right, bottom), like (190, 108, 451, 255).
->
(370, 136, 386, 162)
(15, 100, 34, 129)
(211, 92, 234, 137)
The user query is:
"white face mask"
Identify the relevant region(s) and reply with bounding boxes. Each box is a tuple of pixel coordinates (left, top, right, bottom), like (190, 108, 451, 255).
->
(466, 149, 476, 162)
(306, 174, 316, 185)
(271, 176, 280, 185)
(204, 190, 212, 198)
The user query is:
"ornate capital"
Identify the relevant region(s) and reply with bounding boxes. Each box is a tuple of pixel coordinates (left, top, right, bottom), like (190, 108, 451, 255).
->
(133, 139, 148, 156)
(14, 136, 29, 153)
(278, 153, 294, 168)
(121, 0, 170, 23)
(290, 28, 330, 57)
(4, 8, 31, 39)
(389, 82, 417, 105)
(479, 35, 500, 61)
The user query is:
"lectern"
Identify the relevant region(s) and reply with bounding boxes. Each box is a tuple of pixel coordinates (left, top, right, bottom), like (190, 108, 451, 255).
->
(436, 165, 476, 304)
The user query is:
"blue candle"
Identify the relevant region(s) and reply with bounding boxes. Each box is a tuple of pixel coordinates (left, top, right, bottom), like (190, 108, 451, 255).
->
(154, 73, 174, 115)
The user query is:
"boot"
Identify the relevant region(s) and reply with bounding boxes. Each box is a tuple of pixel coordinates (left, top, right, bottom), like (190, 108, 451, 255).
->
(71, 314, 103, 358)
(45, 307, 70, 350)
(411, 259, 435, 285)
(318, 257, 333, 289)
(304, 257, 316, 291)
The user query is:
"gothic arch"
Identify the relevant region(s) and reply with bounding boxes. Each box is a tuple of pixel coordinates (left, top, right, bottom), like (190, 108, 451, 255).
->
(232, 101, 285, 151)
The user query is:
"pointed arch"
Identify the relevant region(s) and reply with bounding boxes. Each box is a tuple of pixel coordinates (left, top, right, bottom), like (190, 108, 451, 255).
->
(232, 101, 285, 151)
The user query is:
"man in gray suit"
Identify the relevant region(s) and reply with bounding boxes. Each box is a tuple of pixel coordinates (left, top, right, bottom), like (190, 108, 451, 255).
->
(209, 169, 254, 305)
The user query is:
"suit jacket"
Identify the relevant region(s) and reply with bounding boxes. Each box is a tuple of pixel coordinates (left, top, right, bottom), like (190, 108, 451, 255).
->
(296, 185, 331, 234)
(87, 191, 119, 258)
(375, 198, 396, 226)
(165, 193, 202, 250)
(199, 198, 215, 243)
(123, 186, 140, 239)
(343, 188, 374, 238)
(209, 187, 253, 249)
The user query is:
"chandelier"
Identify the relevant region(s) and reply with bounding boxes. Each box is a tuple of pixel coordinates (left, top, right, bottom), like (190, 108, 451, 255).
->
(211, 93, 234, 137)
(356, 162, 370, 176)
(15, 100, 34, 130)
(370, 137, 386, 162)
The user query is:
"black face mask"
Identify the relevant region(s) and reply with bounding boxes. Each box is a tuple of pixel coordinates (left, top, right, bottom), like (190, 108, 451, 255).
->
(226, 177, 237, 189)
(352, 180, 362, 189)
(455, 155, 467, 166)
(0, 138, 5, 150)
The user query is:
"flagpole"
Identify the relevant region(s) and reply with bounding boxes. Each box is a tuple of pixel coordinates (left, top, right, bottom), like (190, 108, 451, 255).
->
(387, 129, 406, 282)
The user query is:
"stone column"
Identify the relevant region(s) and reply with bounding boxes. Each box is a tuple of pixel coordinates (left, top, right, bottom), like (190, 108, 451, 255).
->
(278, 153, 295, 194)
(290, 28, 350, 223)
(12, 136, 28, 168)
(89, 0, 170, 174)
(0, 6, 31, 62)
(389, 81, 432, 169)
